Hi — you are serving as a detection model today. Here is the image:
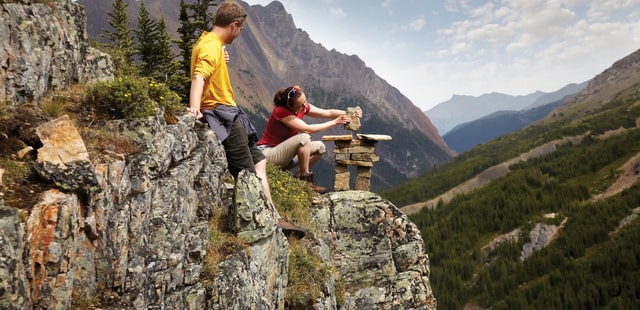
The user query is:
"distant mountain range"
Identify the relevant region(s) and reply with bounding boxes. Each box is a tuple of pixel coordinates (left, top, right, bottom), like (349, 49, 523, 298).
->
(443, 82, 587, 153)
(78, 0, 454, 190)
(425, 83, 587, 136)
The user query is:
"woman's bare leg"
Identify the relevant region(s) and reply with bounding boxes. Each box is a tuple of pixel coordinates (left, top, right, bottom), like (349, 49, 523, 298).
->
(255, 159, 273, 204)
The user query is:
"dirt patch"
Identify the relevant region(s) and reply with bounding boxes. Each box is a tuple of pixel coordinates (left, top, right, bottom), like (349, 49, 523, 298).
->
(0, 105, 52, 210)
(1, 83, 99, 211)
(0, 106, 45, 155)
(0, 86, 148, 211)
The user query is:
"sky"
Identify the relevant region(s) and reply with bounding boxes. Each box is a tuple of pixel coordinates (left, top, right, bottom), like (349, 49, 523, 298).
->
(243, 0, 640, 111)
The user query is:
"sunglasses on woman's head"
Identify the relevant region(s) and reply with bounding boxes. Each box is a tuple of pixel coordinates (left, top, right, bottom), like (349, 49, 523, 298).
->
(287, 85, 300, 104)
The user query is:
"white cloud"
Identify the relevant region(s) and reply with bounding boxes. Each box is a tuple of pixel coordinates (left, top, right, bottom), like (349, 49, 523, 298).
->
(409, 18, 426, 31)
(329, 7, 346, 19)
(444, 0, 473, 13)
(466, 23, 513, 45)
(562, 0, 591, 7)
(381, 0, 396, 15)
(507, 4, 575, 39)
(587, 0, 640, 20)
(450, 41, 471, 55)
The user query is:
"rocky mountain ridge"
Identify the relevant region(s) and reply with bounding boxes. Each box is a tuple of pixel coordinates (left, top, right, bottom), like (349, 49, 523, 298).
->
(442, 80, 588, 153)
(443, 98, 564, 153)
(554, 47, 640, 115)
(426, 91, 545, 135)
(426, 82, 586, 136)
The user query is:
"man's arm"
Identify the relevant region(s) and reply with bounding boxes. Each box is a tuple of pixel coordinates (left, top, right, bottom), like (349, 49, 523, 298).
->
(188, 75, 205, 119)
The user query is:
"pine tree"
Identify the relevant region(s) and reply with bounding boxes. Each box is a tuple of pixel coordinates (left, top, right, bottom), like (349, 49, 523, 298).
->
(176, 0, 218, 75)
(155, 18, 178, 82)
(192, 0, 217, 33)
(172, 0, 219, 102)
(175, 0, 196, 76)
(133, 1, 158, 77)
(102, 0, 135, 75)
(172, 0, 198, 102)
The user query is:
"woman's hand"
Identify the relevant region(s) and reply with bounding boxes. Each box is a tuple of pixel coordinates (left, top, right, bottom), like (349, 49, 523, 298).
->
(334, 114, 352, 125)
(351, 106, 363, 118)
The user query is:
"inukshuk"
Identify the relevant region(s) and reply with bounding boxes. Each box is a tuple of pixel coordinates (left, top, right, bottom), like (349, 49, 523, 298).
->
(321, 134, 391, 191)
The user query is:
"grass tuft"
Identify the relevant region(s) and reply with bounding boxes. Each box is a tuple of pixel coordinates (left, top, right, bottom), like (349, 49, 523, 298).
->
(203, 210, 250, 284)
(285, 238, 333, 307)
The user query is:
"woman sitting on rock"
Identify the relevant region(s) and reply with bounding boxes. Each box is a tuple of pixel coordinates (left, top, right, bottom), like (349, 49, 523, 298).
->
(257, 85, 362, 193)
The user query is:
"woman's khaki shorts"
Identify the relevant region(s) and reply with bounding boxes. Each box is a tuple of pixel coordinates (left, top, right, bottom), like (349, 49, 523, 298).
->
(260, 133, 325, 169)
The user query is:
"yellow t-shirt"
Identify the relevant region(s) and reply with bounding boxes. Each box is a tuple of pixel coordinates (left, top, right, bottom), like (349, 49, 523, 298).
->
(190, 32, 236, 109)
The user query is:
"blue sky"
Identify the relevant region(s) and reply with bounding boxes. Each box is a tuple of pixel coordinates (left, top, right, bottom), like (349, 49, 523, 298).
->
(244, 0, 640, 111)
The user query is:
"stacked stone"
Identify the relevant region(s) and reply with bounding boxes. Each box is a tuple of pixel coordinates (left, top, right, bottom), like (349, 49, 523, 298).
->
(323, 134, 391, 191)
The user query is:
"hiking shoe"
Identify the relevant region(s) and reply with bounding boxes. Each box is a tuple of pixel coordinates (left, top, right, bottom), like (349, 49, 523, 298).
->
(277, 218, 307, 239)
(298, 172, 327, 194)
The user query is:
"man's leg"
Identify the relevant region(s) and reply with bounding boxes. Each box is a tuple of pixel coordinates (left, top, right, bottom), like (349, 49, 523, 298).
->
(224, 118, 273, 204)
(224, 119, 305, 237)
(222, 119, 256, 177)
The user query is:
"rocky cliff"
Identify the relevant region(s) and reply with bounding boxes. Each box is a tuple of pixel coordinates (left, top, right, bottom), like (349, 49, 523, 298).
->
(0, 1, 436, 309)
(1, 0, 113, 104)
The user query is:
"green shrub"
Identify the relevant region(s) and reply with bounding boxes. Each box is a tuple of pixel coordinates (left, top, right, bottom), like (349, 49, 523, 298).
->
(147, 79, 183, 115)
(84, 76, 182, 120)
(266, 163, 315, 227)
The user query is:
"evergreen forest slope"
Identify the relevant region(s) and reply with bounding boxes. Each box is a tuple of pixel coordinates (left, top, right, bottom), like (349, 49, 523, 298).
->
(380, 48, 640, 309)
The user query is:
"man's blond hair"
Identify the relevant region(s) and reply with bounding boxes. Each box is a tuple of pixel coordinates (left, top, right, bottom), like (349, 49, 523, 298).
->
(214, 1, 247, 27)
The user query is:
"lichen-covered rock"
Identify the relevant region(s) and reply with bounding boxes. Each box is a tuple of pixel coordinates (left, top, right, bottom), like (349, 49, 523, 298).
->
(34, 115, 100, 196)
(231, 170, 280, 243)
(315, 191, 437, 310)
(0, 204, 32, 310)
(208, 229, 289, 310)
(26, 189, 93, 310)
(0, 0, 113, 104)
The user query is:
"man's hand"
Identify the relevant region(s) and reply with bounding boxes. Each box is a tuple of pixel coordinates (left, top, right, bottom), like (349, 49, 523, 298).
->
(187, 107, 203, 119)
(223, 45, 230, 63)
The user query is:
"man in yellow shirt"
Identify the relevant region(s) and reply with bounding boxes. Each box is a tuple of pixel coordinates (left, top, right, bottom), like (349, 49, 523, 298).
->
(187, 1, 304, 237)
